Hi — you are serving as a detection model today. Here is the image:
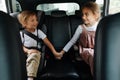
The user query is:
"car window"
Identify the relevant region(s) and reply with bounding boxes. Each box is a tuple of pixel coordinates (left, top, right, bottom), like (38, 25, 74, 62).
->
(15, 1, 22, 12)
(96, 0, 104, 15)
(109, 0, 120, 14)
(36, 3, 79, 15)
(0, 0, 7, 13)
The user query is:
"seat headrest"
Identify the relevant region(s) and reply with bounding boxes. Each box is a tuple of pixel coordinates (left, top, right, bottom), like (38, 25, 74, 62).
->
(75, 10, 82, 17)
(36, 10, 46, 29)
(36, 10, 45, 23)
(10, 12, 20, 19)
(51, 10, 66, 17)
(10, 12, 23, 30)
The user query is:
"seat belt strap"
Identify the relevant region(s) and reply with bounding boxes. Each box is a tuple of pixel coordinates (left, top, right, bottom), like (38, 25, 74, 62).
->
(21, 29, 42, 42)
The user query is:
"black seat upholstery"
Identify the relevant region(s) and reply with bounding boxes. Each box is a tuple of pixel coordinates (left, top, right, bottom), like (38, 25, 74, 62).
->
(36, 10, 46, 30)
(0, 11, 27, 80)
(10, 12, 20, 19)
(10, 12, 22, 29)
(47, 10, 71, 50)
(40, 11, 79, 80)
(69, 10, 83, 36)
(68, 10, 83, 60)
(95, 13, 120, 80)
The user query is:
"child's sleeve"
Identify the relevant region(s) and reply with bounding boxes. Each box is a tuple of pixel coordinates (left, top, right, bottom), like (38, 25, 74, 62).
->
(38, 29, 47, 39)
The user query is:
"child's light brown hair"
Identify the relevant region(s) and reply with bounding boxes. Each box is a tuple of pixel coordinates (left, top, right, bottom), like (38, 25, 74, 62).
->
(82, 1, 101, 21)
(18, 10, 37, 28)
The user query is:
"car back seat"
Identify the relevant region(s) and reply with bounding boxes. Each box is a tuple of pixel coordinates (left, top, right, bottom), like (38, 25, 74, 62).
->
(0, 11, 27, 80)
(46, 10, 71, 50)
(69, 10, 83, 36)
(40, 10, 79, 80)
(68, 10, 83, 60)
(95, 13, 120, 80)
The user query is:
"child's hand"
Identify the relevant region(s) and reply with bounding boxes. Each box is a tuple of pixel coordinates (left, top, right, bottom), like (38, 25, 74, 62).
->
(60, 50, 65, 55)
(27, 49, 39, 54)
(54, 52, 63, 60)
(54, 50, 65, 59)
(56, 56, 62, 60)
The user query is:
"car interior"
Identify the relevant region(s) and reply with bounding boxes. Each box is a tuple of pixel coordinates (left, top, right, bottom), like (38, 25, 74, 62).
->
(0, 11, 27, 80)
(95, 13, 120, 80)
(0, 0, 120, 80)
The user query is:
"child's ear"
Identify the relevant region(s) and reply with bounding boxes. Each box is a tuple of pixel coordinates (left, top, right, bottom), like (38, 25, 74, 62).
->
(95, 13, 99, 21)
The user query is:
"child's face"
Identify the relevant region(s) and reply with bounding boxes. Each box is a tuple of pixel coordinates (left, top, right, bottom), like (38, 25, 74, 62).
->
(82, 8, 97, 27)
(25, 15, 38, 29)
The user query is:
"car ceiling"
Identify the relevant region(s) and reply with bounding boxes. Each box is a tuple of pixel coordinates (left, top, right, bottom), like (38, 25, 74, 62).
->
(17, 0, 95, 10)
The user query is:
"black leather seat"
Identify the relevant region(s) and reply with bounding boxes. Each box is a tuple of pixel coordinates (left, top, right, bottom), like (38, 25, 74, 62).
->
(68, 10, 83, 59)
(95, 13, 120, 80)
(39, 11, 79, 80)
(0, 11, 27, 80)
(69, 10, 83, 36)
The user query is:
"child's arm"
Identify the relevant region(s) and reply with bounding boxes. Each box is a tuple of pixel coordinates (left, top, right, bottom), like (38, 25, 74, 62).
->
(23, 46, 29, 54)
(43, 37, 62, 58)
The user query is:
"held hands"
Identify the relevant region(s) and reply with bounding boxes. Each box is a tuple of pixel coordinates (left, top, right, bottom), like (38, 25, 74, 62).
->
(53, 50, 65, 60)
(53, 51, 63, 60)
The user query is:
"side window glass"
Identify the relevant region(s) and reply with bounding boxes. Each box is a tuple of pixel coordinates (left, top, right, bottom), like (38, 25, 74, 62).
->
(15, 1, 22, 12)
(96, 0, 104, 16)
(109, 0, 120, 14)
(11, 0, 22, 12)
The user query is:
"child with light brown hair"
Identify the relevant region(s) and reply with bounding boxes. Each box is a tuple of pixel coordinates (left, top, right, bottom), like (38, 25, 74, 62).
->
(18, 10, 62, 80)
(60, 1, 101, 75)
